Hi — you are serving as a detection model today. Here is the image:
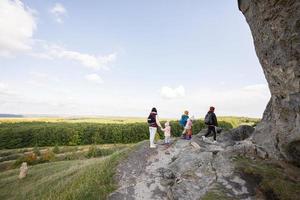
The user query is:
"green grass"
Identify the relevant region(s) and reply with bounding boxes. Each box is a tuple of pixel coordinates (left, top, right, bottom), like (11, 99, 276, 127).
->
(0, 144, 137, 200)
(234, 156, 300, 200)
(201, 183, 233, 200)
(0, 144, 131, 172)
(202, 191, 231, 200)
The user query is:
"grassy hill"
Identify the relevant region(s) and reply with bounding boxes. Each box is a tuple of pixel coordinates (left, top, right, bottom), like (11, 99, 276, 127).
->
(0, 143, 138, 200)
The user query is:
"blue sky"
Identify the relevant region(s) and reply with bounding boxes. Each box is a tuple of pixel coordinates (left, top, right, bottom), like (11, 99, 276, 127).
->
(0, 0, 270, 118)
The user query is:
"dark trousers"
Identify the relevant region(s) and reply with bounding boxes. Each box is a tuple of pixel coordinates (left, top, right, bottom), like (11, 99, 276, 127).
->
(205, 126, 216, 141)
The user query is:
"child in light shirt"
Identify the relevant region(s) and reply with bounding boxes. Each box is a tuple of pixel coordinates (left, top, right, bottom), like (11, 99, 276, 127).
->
(182, 116, 194, 140)
(162, 121, 171, 144)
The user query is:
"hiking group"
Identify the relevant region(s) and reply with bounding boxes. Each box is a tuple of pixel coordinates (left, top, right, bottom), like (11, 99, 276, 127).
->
(147, 106, 218, 148)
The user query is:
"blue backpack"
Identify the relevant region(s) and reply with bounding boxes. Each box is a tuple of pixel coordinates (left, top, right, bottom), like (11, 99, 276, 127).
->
(179, 115, 189, 126)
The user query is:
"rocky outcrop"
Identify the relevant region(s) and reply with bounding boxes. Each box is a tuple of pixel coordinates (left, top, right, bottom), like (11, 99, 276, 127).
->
(110, 127, 299, 199)
(226, 125, 255, 141)
(238, 0, 300, 165)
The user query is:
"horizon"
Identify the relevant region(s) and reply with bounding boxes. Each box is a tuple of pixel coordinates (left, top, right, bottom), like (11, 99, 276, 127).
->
(0, 1, 270, 118)
(0, 113, 260, 120)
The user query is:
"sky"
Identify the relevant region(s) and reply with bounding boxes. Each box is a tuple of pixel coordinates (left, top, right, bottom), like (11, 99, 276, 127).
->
(0, 0, 270, 118)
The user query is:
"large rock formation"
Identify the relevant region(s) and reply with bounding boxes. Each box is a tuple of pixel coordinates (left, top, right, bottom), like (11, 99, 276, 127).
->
(238, 0, 300, 165)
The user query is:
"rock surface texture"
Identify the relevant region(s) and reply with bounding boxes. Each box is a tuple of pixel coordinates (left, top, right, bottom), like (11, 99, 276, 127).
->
(238, 0, 300, 165)
(109, 127, 265, 199)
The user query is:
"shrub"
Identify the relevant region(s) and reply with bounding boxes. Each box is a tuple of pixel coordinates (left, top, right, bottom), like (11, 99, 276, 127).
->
(33, 145, 41, 156)
(86, 145, 115, 158)
(14, 152, 38, 167)
(41, 150, 55, 162)
(52, 144, 60, 154)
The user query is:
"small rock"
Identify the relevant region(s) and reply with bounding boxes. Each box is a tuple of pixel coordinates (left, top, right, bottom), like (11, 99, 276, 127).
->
(18, 162, 28, 179)
(175, 178, 182, 184)
(157, 167, 176, 179)
(190, 142, 201, 149)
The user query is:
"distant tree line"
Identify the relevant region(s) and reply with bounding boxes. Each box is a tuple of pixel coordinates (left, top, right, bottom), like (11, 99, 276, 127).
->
(0, 120, 233, 149)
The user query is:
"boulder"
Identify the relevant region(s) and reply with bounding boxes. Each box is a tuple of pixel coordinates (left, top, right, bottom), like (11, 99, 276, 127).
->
(228, 125, 255, 141)
(238, 0, 300, 164)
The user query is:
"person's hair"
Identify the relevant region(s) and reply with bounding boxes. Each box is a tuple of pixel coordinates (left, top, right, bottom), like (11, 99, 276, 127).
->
(151, 107, 157, 113)
(209, 106, 215, 111)
(184, 110, 189, 115)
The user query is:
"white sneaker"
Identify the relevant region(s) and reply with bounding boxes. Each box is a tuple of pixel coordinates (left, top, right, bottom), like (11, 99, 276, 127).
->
(202, 136, 205, 140)
(213, 141, 217, 144)
(150, 145, 156, 148)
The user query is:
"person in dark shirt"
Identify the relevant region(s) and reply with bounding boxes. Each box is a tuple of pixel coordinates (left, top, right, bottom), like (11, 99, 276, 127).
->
(202, 106, 218, 143)
(147, 107, 162, 148)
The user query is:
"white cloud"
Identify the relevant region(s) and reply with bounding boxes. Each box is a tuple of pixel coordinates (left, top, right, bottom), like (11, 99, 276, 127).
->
(0, 0, 36, 56)
(28, 71, 60, 87)
(160, 85, 185, 99)
(0, 82, 19, 103)
(85, 74, 103, 84)
(50, 3, 67, 23)
(36, 43, 117, 70)
(0, 82, 6, 90)
(157, 83, 270, 118)
(29, 71, 48, 78)
(0, 1, 116, 69)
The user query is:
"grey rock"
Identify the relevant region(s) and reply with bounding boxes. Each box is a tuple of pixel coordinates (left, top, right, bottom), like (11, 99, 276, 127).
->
(157, 167, 176, 179)
(238, 0, 300, 165)
(228, 125, 255, 141)
(160, 179, 175, 187)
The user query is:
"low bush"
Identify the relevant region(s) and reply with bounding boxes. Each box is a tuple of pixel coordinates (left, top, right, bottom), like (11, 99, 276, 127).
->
(41, 150, 55, 162)
(33, 145, 41, 156)
(14, 152, 38, 167)
(86, 145, 116, 158)
(52, 144, 60, 154)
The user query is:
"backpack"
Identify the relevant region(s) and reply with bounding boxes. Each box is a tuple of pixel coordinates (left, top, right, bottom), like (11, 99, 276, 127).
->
(179, 115, 188, 126)
(204, 112, 213, 125)
(147, 113, 156, 125)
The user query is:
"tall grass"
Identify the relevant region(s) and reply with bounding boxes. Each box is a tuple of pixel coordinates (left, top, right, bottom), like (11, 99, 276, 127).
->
(0, 146, 133, 200)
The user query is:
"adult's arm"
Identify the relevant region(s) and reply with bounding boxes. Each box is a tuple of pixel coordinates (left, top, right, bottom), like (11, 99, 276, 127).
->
(156, 115, 162, 128)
